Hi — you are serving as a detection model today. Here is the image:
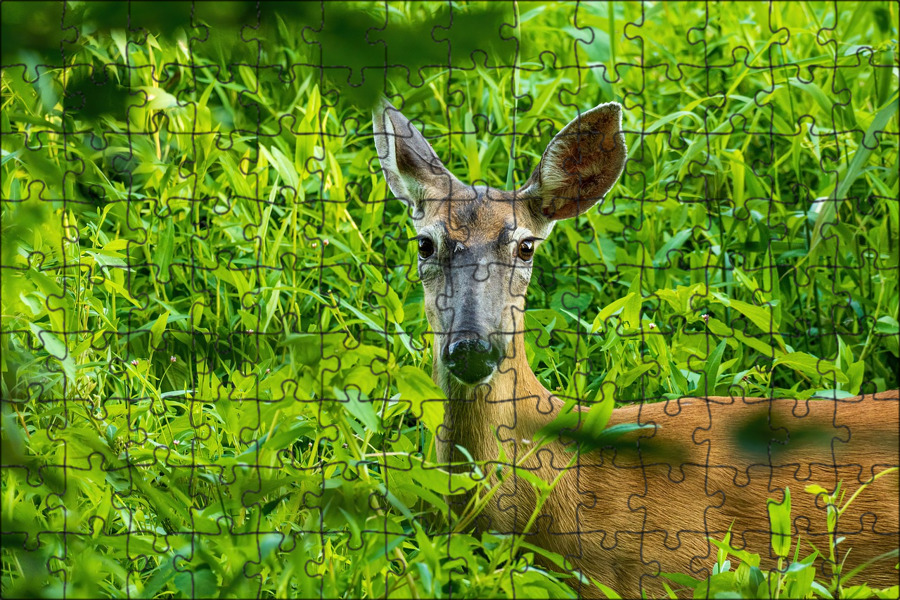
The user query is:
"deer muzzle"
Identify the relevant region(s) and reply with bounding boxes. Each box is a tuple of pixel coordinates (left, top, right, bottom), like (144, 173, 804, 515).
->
(443, 337, 501, 384)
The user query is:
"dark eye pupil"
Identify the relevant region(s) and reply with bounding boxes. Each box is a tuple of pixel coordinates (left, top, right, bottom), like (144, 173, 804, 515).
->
(519, 240, 534, 260)
(418, 238, 434, 258)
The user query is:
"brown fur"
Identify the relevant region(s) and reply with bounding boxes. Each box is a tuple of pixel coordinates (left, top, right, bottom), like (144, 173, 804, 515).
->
(416, 196, 899, 598)
(439, 336, 900, 597)
(373, 100, 899, 597)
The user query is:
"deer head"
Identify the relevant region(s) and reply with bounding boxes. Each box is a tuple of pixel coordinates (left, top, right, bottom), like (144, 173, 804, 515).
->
(372, 100, 627, 389)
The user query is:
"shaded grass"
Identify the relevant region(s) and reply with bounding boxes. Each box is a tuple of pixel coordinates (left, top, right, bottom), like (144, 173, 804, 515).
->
(1, 1, 898, 597)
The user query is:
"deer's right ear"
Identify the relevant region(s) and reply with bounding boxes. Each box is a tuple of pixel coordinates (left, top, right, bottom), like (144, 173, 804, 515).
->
(372, 100, 458, 213)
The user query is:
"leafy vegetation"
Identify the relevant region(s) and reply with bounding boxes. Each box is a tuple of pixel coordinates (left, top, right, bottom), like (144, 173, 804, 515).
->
(2, 1, 897, 598)
(662, 471, 899, 600)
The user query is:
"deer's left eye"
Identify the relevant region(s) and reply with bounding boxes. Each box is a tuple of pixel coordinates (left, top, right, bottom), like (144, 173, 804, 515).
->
(517, 239, 535, 262)
(418, 237, 435, 259)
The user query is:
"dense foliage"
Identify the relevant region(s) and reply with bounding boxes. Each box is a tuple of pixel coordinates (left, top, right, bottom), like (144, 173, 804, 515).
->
(2, 1, 897, 598)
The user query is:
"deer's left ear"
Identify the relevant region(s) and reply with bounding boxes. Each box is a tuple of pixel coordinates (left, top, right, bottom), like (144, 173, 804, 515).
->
(520, 102, 627, 221)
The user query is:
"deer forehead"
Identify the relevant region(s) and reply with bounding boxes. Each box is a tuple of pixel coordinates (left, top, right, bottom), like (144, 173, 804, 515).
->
(418, 187, 541, 244)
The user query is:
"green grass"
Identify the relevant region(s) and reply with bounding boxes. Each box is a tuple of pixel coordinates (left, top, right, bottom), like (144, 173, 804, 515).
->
(1, 1, 898, 598)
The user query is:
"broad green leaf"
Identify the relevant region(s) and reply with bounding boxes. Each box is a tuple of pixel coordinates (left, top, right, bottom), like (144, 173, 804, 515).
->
(593, 293, 634, 331)
(707, 318, 779, 357)
(695, 340, 727, 396)
(29, 323, 76, 382)
(619, 361, 655, 388)
(622, 290, 642, 329)
(149, 311, 169, 348)
(805, 484, 829, 497)
(660, 572, 701, 589)
(774, 353, 848, 383)
(710, 538, 761, 568)
(140, 86, 180, 110)
(711, 292, 784, 349)
(583, 382, 616, 438)
(767, 487, 792, 558)
(334, 386, 381, 432)
(396, 366, 445, 433)
(156, 220, 174, 282)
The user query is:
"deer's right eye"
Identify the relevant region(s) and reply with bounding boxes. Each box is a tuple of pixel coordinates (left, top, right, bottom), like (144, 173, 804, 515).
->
(418, 237, 435, 259)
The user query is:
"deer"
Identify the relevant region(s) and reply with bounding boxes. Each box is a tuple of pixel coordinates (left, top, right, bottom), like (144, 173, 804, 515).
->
(371, 98, 900, 598)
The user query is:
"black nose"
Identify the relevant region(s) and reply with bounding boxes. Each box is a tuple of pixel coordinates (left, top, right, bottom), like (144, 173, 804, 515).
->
(444, 338, 499, 384)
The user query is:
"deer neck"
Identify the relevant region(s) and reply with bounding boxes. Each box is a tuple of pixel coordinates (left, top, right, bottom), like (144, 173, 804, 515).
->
(434, 333, 551, 465)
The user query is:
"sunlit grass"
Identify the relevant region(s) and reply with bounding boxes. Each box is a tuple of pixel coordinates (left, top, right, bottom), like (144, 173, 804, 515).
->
(1, 1, 897, 597)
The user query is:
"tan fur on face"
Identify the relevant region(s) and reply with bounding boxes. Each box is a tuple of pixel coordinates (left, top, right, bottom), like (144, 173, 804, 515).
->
(415, 187, 546, 375)
(417, 187, 550, 244)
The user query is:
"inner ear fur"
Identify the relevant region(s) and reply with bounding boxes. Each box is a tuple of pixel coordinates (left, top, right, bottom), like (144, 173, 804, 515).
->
(521, 102, 627, 221)
(372, 100, 459, 211)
